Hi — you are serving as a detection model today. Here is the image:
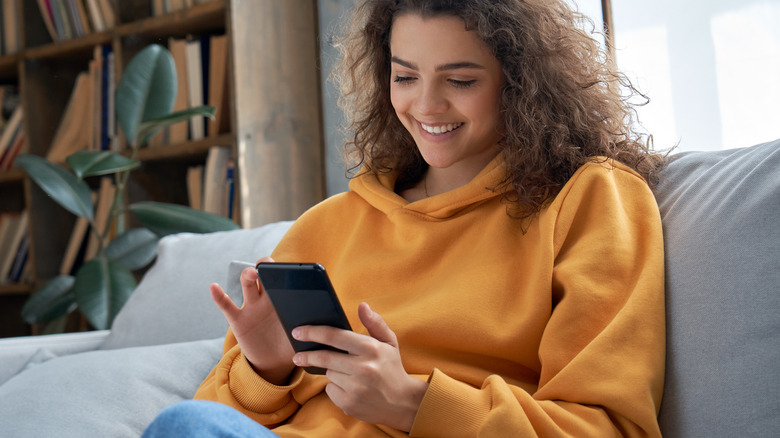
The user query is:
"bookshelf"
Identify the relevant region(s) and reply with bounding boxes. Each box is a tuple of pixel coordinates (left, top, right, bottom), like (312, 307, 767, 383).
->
(0, 0, 326, 337)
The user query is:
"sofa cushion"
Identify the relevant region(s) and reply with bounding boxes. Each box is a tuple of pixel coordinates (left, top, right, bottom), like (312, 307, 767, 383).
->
(0, 330, 108, 385)
(654, 139, 780, 436)
(99, 221, 293, 350)
(0, 337, 223, 438)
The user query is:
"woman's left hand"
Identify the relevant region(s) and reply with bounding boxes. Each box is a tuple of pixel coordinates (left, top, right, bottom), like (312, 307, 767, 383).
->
(291, 302, 428, 432)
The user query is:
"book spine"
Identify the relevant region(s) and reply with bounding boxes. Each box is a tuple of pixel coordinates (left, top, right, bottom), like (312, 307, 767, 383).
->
(107, 50, 117, 151)
(225, 159, 234, 219)
(199, 34, 210, 137)
(49, 0, 67, 40)
(8, 235, 28, 283)
(100, 44, 112, 150)
(67, 0, 84, 37)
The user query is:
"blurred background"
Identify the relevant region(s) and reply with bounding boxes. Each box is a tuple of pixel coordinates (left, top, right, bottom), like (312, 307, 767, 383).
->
(319, 0, 780, 195)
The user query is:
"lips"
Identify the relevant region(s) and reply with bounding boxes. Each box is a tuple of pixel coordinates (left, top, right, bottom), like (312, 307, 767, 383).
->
(420, 122, 463, 135)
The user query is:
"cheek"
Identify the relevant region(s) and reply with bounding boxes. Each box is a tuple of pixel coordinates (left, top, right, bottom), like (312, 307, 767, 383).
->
(389, 88, 405, 113)
(470, 90, 502, 128)
(390, 89, 413, 126)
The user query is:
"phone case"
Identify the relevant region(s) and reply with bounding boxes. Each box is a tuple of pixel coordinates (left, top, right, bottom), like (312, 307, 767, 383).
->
(255, 262, 352, 374)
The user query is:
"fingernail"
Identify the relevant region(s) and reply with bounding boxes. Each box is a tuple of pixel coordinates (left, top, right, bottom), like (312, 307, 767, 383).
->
(292, 328, 301, 339)
(292, 354, 302, 365)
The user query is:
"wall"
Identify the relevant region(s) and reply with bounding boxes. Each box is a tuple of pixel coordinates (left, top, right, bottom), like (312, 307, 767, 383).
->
(318, 0, 357, 196)
(611, 0, 780, 152)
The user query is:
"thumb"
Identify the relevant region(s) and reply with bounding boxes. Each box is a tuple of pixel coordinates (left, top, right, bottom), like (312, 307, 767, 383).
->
(358, 302, 398, 347)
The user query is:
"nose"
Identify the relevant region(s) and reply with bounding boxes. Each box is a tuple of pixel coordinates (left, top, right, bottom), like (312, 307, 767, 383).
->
(414, 82, 448, 116)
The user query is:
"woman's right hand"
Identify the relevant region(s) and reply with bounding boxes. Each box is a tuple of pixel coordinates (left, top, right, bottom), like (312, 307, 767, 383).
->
(210, 256, 296, 385)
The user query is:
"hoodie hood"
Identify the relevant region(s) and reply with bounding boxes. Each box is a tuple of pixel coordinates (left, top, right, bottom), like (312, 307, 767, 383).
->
(348, 154, 509, 220)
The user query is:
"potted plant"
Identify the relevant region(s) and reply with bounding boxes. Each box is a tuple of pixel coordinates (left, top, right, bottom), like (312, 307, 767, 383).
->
(16, 44, 238, 331)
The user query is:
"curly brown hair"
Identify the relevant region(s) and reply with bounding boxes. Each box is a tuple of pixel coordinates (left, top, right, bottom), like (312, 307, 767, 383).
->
(332, 0, 665, 218)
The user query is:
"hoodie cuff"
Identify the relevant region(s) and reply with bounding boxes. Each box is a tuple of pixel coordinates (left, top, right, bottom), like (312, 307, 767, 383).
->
(229, 353, 305, 413)
(410, 368, 491, 437)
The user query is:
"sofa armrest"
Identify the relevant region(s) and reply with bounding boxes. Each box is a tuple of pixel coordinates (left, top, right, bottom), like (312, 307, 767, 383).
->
(0, 330, 110, 386)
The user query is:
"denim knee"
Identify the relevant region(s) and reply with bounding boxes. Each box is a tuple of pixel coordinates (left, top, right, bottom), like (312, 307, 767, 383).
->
(142, 400, 278, 438)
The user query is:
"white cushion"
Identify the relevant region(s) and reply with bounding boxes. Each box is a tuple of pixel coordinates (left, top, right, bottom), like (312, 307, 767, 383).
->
(99, 221, 293, 350)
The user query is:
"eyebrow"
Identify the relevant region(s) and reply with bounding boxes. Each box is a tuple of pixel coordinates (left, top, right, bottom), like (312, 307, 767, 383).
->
(391, 56, 485, 72)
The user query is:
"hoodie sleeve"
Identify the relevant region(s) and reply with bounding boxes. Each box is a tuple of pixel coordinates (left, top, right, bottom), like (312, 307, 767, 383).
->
(194, 329, 329, 426)
(410, 162, 665, 437)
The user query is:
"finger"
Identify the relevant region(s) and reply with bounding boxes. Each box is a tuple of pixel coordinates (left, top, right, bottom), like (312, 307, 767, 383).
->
(293, 349, 352, 374)
(358, 303, 398, 347)
(255, 256, 275, 264)
(250, 257, 274, 303)
(239, 266, 262, 305)
(292, 325, 363, 354)
(324, 379, 351, 411)
(210, 282, 240, 322)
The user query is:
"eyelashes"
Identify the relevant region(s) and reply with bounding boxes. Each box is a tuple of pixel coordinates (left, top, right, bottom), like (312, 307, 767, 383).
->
(451, 79, 476, 88)
(393, 76, 476, 88)
(393, 75, 415, 84)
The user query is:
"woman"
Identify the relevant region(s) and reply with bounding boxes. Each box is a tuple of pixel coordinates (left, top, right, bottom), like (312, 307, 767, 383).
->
(144, 0, 666, 436)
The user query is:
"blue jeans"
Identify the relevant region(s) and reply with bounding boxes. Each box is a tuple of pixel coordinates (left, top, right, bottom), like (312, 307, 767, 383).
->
(142, 400, 280, 438)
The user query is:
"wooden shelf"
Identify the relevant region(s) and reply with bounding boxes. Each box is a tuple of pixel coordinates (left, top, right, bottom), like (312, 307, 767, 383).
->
(0, 168, 25, 184)
(117, 0, 227, 39)
(134, 134, 234, 162)
(0, 283, 32, 296)
(0, 53, 20, 81)
(19, 1, 226, 61)
(23, 32, 113, 60)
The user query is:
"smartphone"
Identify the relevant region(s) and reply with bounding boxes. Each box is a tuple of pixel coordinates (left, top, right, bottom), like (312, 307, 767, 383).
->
(255, 262, 352, 374)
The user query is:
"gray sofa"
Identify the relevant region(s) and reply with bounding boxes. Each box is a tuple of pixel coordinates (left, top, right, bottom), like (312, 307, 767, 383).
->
(0, 140, 777, 437)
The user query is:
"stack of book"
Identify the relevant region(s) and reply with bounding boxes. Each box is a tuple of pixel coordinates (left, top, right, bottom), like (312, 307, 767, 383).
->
(34, 0, 117, 42)
(187, 145, 235, 219)
(44, 30, 229, 156)
(0, 89, 25, 172)
(46, 44, 115, 162)
(157, 32, 230, 146)
(0, 210, 29, 285)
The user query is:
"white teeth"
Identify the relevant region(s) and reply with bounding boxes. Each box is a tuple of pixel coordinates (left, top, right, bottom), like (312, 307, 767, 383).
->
(421, 122, 462, 135)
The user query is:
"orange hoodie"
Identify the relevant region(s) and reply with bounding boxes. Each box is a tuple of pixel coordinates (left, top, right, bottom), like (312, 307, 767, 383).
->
(195, 155, 665, 437)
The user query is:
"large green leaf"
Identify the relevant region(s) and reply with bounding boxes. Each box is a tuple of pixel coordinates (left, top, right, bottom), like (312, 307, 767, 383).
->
(116, 44, 177, 147)
(105, 227, 159, 270)
(136, 105, 216, 146)
(21, 275, 77, 324)
(66, 150, 141, 179)
(130, 201, 239, 236)
(15, 154, 94, 220)
(74, 257, 137, 330)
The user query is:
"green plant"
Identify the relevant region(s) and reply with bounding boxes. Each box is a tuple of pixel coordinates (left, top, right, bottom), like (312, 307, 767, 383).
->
(16, 44, 239, 330)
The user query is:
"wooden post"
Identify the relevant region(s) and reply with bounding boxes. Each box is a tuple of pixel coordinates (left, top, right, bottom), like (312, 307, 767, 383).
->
(601, 0, 616, 62)
(229, 0, 325, 228)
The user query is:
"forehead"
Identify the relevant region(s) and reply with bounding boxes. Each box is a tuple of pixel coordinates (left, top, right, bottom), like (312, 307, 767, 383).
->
(389, 13, 494, 63)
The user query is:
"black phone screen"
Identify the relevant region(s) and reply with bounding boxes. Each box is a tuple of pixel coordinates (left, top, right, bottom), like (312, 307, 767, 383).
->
(255, 262, 352, 374)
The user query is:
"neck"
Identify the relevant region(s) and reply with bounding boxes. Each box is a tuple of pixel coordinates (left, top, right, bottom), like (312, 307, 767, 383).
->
(424, 151, 500, 197)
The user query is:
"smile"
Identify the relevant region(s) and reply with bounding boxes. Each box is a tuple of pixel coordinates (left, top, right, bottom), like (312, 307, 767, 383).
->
(420, 122, 463, 135)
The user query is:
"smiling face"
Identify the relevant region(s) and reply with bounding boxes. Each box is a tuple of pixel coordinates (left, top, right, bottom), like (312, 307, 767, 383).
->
(389, 13, 504, 186)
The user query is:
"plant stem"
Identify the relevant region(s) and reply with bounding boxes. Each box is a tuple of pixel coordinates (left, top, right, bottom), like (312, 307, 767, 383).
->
(89, 216, 107, 256)
(97, 145, 138, 257)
